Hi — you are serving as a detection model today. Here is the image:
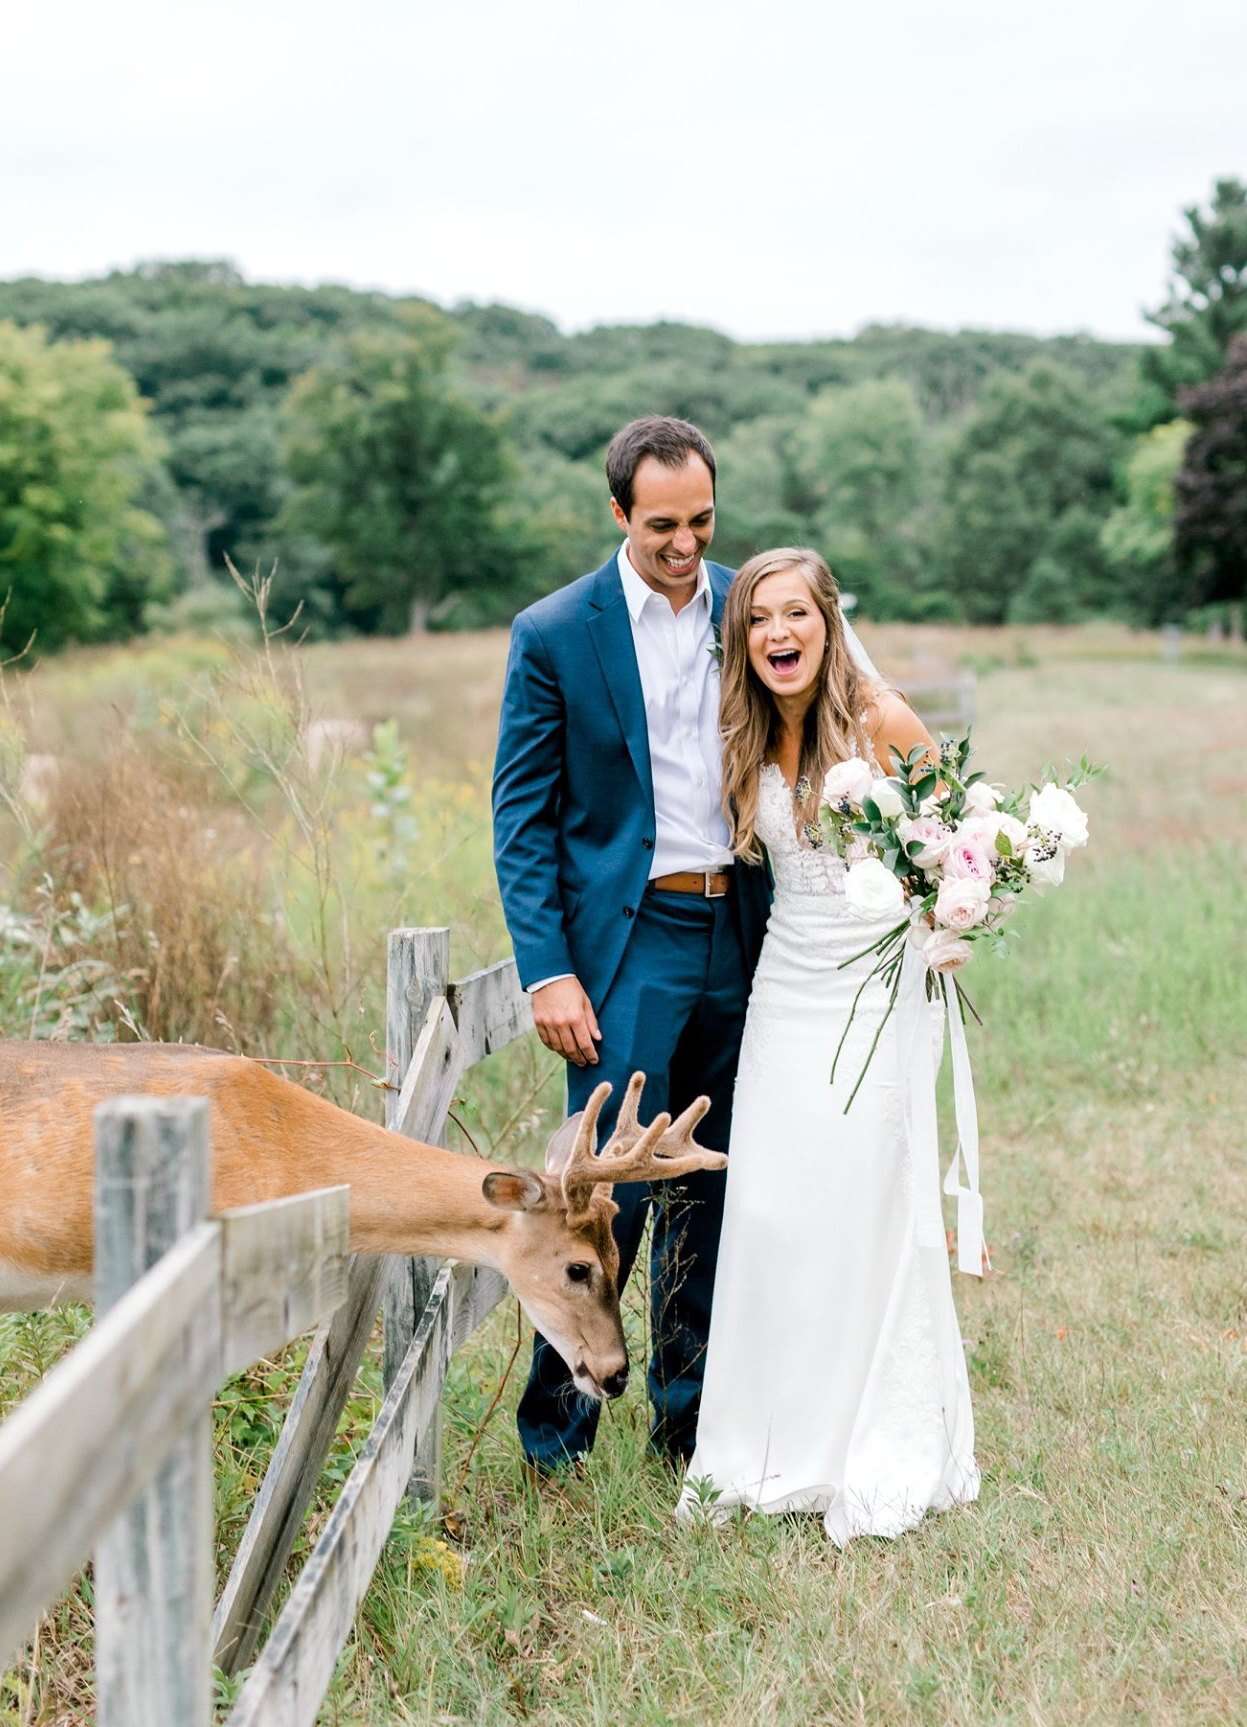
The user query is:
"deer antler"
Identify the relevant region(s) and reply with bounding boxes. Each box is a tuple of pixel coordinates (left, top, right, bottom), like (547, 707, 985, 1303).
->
(552, 1072, 727, 1225)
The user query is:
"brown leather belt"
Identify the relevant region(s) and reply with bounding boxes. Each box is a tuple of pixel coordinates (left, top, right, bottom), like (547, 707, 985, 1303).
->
(650, 870, 733, 898)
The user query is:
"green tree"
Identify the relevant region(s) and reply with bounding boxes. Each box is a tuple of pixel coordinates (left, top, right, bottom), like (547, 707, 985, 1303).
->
(0, 321, 171, 652)
(462, 449, 616, 627)
(934, 363, 1120, 623)
(280, 310, 514, 632)
(1145, 178, 1247, 404)
(1173, 334, 1247, 610)
(787, 378, 933, 617)
(710, 418, 809, 568)
(0, 262, 414, 591)
(1100, 420, 1190, 622)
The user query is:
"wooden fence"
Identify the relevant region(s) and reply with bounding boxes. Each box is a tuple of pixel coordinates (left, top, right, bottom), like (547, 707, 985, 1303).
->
(0, 927, 529, 1727)
(910, 673, 977, 738)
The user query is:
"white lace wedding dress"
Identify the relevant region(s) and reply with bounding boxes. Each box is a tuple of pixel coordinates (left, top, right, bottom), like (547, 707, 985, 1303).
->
(680, 761, 980, 1544)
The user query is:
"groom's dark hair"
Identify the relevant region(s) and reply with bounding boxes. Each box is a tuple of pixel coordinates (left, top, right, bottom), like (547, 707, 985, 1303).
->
(606, 416, 717, 520)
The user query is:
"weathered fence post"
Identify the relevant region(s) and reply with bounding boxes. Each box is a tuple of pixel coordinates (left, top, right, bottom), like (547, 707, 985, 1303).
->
(94, 1095, 213, 1727)
(383, 926, 450, 1503)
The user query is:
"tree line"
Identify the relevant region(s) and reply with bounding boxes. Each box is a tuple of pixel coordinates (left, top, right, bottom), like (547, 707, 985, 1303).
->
(0, 178, 1243, 653)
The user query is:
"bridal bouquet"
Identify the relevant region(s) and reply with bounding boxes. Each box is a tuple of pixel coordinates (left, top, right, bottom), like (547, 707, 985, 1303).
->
(820, 733, 1097, 1108)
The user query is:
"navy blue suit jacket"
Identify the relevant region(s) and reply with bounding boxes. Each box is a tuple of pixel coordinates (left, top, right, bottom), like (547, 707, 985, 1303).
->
(492, 554, 771, 1010)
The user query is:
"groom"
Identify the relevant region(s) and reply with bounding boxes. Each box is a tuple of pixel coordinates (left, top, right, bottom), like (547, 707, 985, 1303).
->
(492, 416, 771, 1471)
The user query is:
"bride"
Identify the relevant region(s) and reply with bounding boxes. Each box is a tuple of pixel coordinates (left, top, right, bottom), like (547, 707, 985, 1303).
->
(680, 547, 980, 1544)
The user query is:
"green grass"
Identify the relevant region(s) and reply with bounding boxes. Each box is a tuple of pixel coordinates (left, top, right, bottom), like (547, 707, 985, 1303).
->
(3, 630, 1246, 1725)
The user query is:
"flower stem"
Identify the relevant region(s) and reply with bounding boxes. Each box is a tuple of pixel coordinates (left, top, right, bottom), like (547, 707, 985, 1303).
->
(836, 918, 908, 971)
(841, 962, 903, 1116)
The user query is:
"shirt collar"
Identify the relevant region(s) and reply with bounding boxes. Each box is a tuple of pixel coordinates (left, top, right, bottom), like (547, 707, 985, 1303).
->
(617, 543, 711, 623)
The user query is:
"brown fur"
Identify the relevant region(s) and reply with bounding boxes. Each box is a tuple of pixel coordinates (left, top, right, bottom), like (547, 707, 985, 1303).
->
(0, 1043, 722, 1395)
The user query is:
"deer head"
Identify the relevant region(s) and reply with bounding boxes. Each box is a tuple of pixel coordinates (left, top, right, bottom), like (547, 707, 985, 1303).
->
(478, 1073, 725, 1400)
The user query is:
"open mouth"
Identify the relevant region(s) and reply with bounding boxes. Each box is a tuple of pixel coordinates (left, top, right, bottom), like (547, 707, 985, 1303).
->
(660, 552, 698, 577)
(767, 649, 801, 675)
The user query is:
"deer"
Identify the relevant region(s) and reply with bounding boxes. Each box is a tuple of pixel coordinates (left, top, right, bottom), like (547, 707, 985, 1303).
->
(0, 1042, 724, 1401)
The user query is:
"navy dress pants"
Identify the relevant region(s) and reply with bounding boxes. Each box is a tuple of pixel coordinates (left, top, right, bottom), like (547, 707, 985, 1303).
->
(517, 886, 751, 1468)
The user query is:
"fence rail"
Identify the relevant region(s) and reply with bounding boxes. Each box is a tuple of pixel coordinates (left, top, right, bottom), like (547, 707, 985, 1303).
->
(0, 928, 532, 1726)
(908, 673, 977, 738)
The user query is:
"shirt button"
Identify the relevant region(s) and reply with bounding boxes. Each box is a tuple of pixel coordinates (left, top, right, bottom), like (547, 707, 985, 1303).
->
(623, 906, 635, 919)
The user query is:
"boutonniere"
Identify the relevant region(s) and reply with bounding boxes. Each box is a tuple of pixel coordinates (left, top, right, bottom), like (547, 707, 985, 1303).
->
(709, 623, 723, 668)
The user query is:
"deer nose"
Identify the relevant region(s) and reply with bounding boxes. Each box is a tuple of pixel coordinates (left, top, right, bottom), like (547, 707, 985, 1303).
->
(601, 1364, 629, 1399)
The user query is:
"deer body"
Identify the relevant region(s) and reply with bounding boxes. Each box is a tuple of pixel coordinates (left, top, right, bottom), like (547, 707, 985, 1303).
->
(0, 1042, 723, 1400)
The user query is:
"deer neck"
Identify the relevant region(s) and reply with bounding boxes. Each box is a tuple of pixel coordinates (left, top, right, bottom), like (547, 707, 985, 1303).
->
(214, 1080, 510, 1264)
(335, 1126, 511, 1263)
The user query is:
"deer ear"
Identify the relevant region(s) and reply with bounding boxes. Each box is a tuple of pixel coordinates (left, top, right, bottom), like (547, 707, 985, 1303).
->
(482, 1169, 547, 1212)
(544, 1110, 585, 1176)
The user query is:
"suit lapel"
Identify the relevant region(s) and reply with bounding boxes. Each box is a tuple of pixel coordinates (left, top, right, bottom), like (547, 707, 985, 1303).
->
(708, 561, 731, 634)
(586, 557, 654, 811)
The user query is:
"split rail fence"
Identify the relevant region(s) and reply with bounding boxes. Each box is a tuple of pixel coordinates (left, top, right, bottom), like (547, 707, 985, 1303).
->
(0, 926, 530, 1727)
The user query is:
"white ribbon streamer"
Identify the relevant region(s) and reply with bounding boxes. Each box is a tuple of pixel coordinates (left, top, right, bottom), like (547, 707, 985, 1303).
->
(941, 973, 988, 1277)
(893, 948, 986, 1278)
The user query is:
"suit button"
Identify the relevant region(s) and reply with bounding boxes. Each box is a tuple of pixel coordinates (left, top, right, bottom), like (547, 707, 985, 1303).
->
(623, 906, 634, 919)
(642, 838, 654, 851)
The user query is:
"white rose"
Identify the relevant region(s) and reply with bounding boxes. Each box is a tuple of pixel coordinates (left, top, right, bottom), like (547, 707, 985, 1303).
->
(822, 757, 874, 808)
(933, 876, 991, 931)
(869, 778, 906, 819)
(1026, 836, 1067, 887)
(844, 857, 907, 922)
(963, 780, 1002, 815)
(1028, 783, 1089, 850)
(986, 892, 1020, 923)
(923, 926, 973, 974)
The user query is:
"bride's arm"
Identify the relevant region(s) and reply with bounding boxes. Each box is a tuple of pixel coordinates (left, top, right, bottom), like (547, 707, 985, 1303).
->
(865, 687, 939, 780)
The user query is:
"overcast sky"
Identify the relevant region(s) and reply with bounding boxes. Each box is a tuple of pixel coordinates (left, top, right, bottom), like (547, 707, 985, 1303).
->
(5, 0, 1244, 343)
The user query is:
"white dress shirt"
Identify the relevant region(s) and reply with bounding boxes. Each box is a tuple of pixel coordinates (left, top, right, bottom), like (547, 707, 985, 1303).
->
(616, 543, 734, 877)
(527, 545, 734, 993)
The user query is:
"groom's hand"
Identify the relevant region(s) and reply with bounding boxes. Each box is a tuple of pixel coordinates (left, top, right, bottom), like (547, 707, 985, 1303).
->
(532, 977, 601, 1067)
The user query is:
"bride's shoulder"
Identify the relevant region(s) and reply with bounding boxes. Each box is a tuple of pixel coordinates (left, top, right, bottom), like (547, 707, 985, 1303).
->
(859, 683, 936, 765)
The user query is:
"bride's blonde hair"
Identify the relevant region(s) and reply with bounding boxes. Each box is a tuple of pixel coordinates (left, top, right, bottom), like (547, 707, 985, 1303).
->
(720, 547, 873, 863)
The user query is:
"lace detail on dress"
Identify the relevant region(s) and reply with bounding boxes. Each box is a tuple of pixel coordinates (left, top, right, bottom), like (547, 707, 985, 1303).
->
(757, 763, 851, 900)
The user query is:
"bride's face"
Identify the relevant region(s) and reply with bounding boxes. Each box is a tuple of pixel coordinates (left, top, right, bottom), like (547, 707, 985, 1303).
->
(746, 569, 828, 702)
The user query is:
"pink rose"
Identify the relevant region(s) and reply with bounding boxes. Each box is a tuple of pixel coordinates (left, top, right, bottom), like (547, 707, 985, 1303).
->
(934, 875, 991, 931)
(942, 833, 995, 882)
(962, 812, 1029, 859)
(923, 926, 973, 974)
(899, 814, 953, 869)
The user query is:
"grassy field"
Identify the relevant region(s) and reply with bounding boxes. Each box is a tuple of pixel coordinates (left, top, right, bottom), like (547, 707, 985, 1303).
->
(2, 621, 1245, 1725)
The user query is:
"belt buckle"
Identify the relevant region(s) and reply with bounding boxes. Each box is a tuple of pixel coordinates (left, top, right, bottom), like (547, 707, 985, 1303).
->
(704, 872, 726, 899)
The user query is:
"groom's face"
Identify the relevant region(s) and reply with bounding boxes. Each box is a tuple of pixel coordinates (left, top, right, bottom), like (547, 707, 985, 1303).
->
(611, 452, 716, 598)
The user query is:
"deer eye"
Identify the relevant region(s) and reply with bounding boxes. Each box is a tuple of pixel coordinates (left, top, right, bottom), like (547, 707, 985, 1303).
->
(566, 1262, 592, 1284)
